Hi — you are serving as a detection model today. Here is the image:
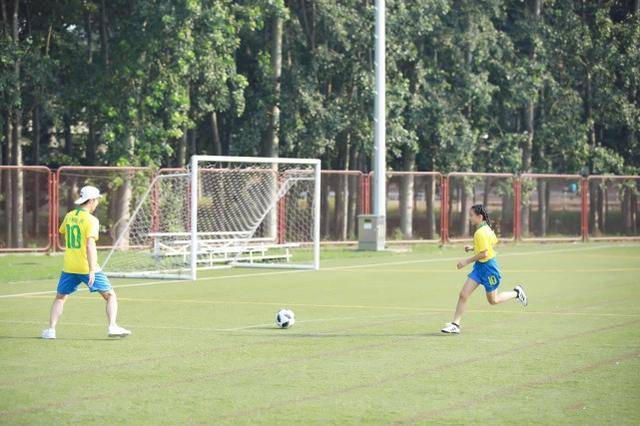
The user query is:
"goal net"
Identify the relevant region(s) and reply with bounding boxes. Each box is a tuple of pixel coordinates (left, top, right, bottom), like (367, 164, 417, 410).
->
(101, 156, 321, 279)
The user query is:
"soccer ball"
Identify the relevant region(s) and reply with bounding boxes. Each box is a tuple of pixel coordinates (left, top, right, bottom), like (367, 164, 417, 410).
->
(275, 309, 295, 329)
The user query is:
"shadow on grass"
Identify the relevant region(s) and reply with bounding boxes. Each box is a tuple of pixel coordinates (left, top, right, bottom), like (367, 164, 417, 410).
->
(230, 328, 451, 338)
(0, 335, 121, 341)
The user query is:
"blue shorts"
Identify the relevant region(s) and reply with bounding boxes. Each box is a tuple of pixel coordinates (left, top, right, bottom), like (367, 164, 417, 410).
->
(57, 272, 112, 295)
(468, 258, 502, 292)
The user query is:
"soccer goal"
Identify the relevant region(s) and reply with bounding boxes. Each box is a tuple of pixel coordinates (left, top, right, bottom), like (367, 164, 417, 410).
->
(101, 156, 321, 280)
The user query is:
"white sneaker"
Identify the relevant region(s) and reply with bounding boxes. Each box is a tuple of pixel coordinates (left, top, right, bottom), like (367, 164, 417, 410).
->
(41, 328, 56, 339)
(108, 325, 132, 338)
(515, 284, 528, 307)
(441, 323, 460, 334)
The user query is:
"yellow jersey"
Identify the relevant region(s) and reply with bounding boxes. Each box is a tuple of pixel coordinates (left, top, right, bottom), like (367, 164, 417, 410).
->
(473, 223, 497, 263)
(59, 208, 100, 274)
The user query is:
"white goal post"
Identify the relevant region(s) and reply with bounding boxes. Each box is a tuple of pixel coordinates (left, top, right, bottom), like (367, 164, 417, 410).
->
(102, 155, 321, 280)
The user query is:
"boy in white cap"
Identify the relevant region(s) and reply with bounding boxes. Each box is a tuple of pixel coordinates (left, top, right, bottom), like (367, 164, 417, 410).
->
(41, 186, 131, 339)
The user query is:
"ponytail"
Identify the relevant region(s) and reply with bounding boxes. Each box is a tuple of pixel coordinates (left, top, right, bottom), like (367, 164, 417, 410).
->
(471, 204, 492, 229)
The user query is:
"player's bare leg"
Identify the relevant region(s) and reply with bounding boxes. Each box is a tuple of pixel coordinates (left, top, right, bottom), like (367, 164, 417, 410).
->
(100, 289, 131, 337)
(100, 289, 118, 327)
(486, 290, 517, 305)
(42, 294, 67, 339)
(49, 294, 67, 329)
(453, 278, 479, 325)
(442, 278, 479, 334)
(487, 284, 528, 306)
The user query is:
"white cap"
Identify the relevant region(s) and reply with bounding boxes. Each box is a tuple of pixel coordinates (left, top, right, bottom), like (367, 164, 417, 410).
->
(74, 186, 103, 205)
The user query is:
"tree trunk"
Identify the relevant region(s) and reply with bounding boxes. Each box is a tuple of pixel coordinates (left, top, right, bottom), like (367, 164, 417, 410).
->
(622, 187, 632, 235)
(333, 138, 349, 240)
(262, 14, 283, 158)
(347, 144, 358, 240)
(459, 181, 470, 237)
(632, 190, 638, 235)
(590, 183, 599, 234)
(482, 179, 490, 208)
(520, 0, 540, 238)
(501, 192, 511, 237)
(189, 128, 196, 157)
(321, 176, 330, 239)
(114, 177, 132, 248)
(63, 113, 73, 156)
(399, 148, 415, 239)
(86, 121, 96, 165)
(11, 108, 23, 248)
(597, 184, 604, 233)
(448, 183, 454, 238)
(0, 110, 4, 246)
(100, 0, 109, 66)
(262, 14, 283, 240)
(335, 173, 348, 240)
(114, 135, 135, 248)
(603, 184, 609, 233)
(10, 0, 22, 248)
(210, 111, 221, 155)
(33, 106, 42, 236)
(176, 129, 187, 167)
(425, 175, 436, 240)
(586, 70, 596, 165)
(85, 9, 93, 64)
(537, 180, 547, 237)
(3, 111, 12, 246)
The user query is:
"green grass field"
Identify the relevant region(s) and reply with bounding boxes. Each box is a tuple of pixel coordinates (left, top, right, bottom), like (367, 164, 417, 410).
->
(1, 243, 639, 425)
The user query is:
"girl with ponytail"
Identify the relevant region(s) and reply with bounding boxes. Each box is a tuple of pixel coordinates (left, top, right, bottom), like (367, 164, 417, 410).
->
(441, 204, 529, 334)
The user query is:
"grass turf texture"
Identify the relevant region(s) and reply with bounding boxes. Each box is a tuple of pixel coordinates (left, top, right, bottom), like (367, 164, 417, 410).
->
(1, 242, 639, 424)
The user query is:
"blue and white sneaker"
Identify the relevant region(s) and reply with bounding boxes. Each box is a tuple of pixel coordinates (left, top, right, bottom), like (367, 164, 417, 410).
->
(514, 284, 528, 307)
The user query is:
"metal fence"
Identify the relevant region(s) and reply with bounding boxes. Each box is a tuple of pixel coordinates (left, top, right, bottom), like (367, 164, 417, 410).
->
(384, 172, 443, 242)
(587, 175, 640, 240)
(321, 171, 367, 242)
(447, 173, 516, 241)
(0, 166, 53, 252)
(0, 166, 638, 252)
(519, 174, 583, 241)
(55, 166, 155, 249)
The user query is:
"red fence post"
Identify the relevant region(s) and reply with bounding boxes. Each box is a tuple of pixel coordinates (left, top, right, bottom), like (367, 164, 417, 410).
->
(365, 172, 372, 214)
(54, 170, 60, 251)
(54, 167, 62, 250)
(358, 173, 365, 215)
(49, 170, 55, 252)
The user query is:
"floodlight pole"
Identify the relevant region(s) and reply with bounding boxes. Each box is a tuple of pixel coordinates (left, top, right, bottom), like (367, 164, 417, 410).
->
(373, 0, 386, 248)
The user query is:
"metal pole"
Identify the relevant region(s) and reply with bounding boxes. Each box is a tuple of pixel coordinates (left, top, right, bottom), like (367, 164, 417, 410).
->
(190, 156, 199, 280)
(373, 0, 386, 248)
(313, 162, 321, 269)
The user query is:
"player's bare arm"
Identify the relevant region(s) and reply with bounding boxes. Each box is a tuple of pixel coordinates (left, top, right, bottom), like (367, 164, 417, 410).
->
(456, 250, 487, 270)
(86, 237, 98, 287)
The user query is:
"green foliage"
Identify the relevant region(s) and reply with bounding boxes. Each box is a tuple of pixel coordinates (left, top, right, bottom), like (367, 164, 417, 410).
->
(1, 0, 638, 174)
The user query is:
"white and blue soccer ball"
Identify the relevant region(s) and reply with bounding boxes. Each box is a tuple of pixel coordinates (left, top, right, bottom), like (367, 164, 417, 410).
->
(275, 309, 295, 329)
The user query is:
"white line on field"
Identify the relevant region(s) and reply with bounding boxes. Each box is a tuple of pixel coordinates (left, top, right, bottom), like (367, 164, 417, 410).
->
(16, 295, 640, 317)
(0, 311, 430, 333)
(0, 243, 637, 299)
